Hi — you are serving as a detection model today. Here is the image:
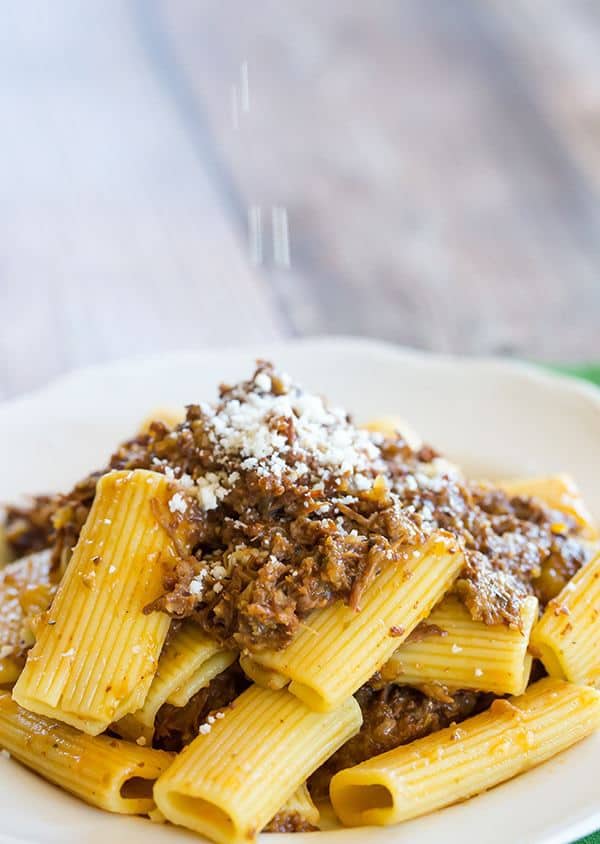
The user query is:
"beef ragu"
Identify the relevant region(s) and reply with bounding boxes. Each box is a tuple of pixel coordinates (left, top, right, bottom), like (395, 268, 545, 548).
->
(1, 361, 593, 832)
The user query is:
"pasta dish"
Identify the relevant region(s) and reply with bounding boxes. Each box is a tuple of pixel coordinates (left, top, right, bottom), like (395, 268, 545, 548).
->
(0, 361, 599, 843)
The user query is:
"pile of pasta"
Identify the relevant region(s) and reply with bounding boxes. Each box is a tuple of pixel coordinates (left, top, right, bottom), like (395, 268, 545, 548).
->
(0, 414, 599, 844)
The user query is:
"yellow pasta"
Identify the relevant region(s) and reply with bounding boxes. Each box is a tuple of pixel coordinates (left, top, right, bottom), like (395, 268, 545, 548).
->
(117, 622, 236, 741)
(530, 550, 600, 687)
(0, 693, 172, 814)
(250, 532, 464, 712)
(239, 654, 288, 690)
(266, 783, 320, 831)
(0, 549, 55, 686)
(330, 677, 600, 827)
(13, 469, 185, 735)
(363, 416, 423, 450)
(154, 685, 362, 844)
(0, 522, 13, 566)
(167, 650, 237, 708)
(497, 474, 598, 539)
(139, 406, 186, 434)
(382, 594, 538, 695)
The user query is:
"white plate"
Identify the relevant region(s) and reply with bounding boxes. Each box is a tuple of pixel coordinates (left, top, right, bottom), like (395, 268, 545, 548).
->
(0, 337, 599, 844)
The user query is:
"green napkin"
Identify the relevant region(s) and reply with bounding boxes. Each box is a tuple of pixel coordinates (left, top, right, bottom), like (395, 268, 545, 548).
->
(549, 363, 600, 387)
(548, 365, 600, 844)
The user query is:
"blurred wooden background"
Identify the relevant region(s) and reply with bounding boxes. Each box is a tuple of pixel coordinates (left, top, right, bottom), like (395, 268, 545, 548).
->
(2, 0, 600, 399)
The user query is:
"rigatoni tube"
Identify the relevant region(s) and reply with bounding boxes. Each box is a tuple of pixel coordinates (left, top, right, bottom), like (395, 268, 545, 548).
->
(382, 594, 538, 695)
(13, 469, 185, 734)
(265, 782, 320, 831)
(116, 622, 236, 741)
(154, 685, 362, 844)
(497, 475, 597, 540)
(0, 549, 54, 685)
(330, 677, 600, 827)
(531, 550, 600, 687)
(0, 693, 172, 814)
(250, 531, 464, 711)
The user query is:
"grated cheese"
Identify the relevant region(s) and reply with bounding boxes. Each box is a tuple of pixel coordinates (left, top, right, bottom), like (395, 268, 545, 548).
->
(185, 368, 388, 511)
(168, 492, 188, 514)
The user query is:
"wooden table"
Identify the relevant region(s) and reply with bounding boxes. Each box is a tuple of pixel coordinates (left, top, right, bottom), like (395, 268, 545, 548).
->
(2, 1, 600, 399)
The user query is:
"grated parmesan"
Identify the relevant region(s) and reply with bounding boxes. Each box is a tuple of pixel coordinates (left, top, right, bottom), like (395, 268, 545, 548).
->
(168, 492, 188, 514)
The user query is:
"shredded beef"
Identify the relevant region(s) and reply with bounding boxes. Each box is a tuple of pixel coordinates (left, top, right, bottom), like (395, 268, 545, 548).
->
(309, 684, 487, 800)
(263, 813, 318, 833)
(4, 496, 57, 560)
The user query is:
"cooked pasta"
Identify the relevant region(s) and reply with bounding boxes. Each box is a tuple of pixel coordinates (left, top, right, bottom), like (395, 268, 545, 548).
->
(0, 693, 172, 814)
(265, 783, 320, 832)
(13, 470, 185, 734)
(278, 783, 320, 828)
(139, 407, 186, 434)
(531, 549, 600, 687)
(330, 677, 600, 827)
(382, 594, 538, 695)
(239, 655, 288, 690)
(249, 532, 464, 712)
(0, 523, 12, 566)
(363, 415, 423, 449)
(0, 361, 598, 844)
(117, 622, 236, 741)
(167, 649, 238, 708)
(497, 474, 598, 539)
(0, 549, 54, 686)
(154, 686, 362, 844)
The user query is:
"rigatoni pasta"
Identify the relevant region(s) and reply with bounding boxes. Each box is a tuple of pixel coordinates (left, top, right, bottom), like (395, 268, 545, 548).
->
(154, 686, 361, 844)
(382, 594, 538, 695)
(248, 532, 464, 712)
(330, 678, 600, 827)
(0, 549, 54, 686)
(139, 407, 186, 434)
(13, 470, 185, 734)
(497, 474, 598, 539)
(531, 549, 600, 687)
(0, 693, 172, 814)
(363, 415, 423, 450)
(117, 622, 236, 741)
(1, 361, 599, 844)
(265, 783, 320, 832)
(277, 783, 320, 828)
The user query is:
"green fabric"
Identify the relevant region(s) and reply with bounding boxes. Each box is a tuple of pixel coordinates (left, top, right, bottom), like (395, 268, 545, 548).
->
(549, 363, 600, 387)
(547, 365, 600, 844)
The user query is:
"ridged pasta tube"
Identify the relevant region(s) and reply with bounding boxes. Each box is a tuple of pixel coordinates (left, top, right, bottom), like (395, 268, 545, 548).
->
(330, 677, 600, 827)
(249, 532, 464, 711)
(265, 783, 320, 831)
(117, 622, 236, 741)
(138, 406, 185, 434)
(497, 474, 597, 539)
(13, 469, 185, 734)
(154, 685, 362, 844)
(0, 549, 54, 685)
(531, 550, 600, 687)
(382, 594, 538, 695)
(0, 693, 172, 814)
